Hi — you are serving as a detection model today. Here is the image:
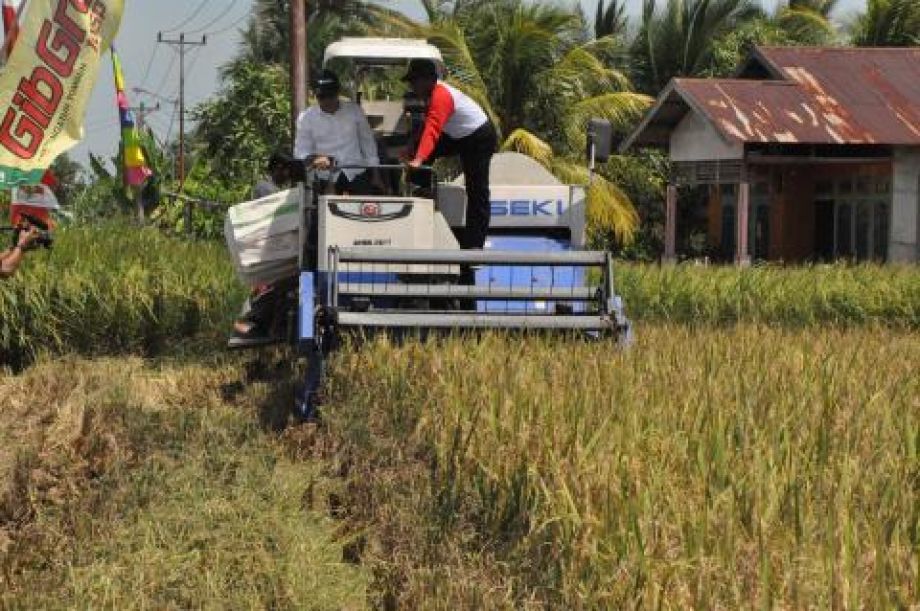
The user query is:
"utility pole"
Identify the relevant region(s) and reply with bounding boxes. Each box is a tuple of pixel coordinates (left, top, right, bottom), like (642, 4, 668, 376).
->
(130, 101, 160, 133)
(291, 0, 306, 155)
(157, 32, 206, 190)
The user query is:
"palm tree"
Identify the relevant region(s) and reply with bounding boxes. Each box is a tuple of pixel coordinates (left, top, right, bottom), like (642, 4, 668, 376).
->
(775, 0, 839, 44)
(594, 0, 628, 39)
(852, 0, 920, 46)
(394, 0, 651, 241)
(237, 0, 402, 75)
(631, 0, 762, 94)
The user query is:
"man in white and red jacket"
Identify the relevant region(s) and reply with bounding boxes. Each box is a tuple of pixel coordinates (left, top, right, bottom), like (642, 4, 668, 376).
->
(404, 59, 497, 249)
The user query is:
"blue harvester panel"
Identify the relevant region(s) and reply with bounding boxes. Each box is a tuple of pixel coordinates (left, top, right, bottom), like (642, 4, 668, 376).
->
(478, 235, 585, 313)
(299, 272, 314, 342)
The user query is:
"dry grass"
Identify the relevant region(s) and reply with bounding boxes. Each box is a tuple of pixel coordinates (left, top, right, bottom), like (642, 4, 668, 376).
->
(0, 354, 367, 610)
(323, 324, 919, 609)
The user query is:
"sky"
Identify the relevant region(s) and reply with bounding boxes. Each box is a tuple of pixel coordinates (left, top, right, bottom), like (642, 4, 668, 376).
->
(6, 0, 868, 168)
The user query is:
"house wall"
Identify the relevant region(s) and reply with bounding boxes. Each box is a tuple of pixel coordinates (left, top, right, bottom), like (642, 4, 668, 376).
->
(776, 162, 892, 261)
(670, 113, 744, 162)
(702, 161, 893, 262)
(891, 147, 920, 262)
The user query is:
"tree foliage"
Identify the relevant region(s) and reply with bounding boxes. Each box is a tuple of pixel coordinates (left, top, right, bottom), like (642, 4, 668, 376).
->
(631, 0, 763, 94)
(386, 0, 653, 241)
(193, 62, 292, 187)
(852, 0, 920, 46)
(594, 0, 629, 39)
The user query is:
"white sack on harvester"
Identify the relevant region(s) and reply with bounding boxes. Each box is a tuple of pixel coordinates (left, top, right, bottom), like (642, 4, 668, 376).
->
(224, 188, 301, 285)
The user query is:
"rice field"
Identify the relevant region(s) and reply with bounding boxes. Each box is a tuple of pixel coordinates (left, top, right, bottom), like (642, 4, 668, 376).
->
(1, 226, 917, 370)
(0, 226, 917, 608)
(0, 225, 245, 367)
(616, 263, 918, 327)
(324, 326, 919, 609)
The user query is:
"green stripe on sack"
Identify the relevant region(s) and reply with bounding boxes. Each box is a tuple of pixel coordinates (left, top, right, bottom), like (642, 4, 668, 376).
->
(0, 166, 47, 187)
(229, 202, 300, 230)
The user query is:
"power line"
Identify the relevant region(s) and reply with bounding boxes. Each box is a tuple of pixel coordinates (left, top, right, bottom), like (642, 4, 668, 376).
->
(162, 0, 211, 32)
(138, 44, 160, 88)
(150, 51, 177, 97)
(206, 7, 251, 37)
(186, 0, 240, 34)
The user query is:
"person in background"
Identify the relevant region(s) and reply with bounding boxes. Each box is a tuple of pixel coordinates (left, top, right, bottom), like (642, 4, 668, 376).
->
(229, 153, 296, 347)
(402, 59, 497, 249)
(252, 151, 293, 200)
(0, 225, 39, 279)
(294, 69, 380, 195)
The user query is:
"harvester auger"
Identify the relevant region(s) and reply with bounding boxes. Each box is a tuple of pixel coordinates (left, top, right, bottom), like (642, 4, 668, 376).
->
(226, 38, 632, 419)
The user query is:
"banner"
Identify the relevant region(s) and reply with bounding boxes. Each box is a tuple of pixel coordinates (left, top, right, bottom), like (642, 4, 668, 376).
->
(1, 0, 21, 62)
(0, 0, 125, 187)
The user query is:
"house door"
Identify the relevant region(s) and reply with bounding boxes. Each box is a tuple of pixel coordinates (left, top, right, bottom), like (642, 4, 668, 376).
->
(814, 200, 834, 262)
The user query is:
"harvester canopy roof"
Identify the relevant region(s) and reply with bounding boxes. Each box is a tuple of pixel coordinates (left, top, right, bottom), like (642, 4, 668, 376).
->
(450, 152, 561, 186)
(323, 38, 444, 67)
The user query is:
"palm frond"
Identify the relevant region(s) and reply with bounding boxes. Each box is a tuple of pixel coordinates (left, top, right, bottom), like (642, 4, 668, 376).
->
(422, 20, 501, 132)
(549, 43, 632, 95)
(563, 92, 653, 150)
(500, 128, 639, 243)
(552, 160, 639, 243)
(777, 7, 836, 43)
(501, 129, 554, 167)
(595, 0, 629, 38)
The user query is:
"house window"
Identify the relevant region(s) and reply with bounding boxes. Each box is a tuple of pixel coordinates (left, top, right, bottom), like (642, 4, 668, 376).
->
(751, 182, 770, 260)
(818, 176, 891, 262)
(719, 183, 770, 260)
(720, 185, 737, 258)
(873, 203, 889, 261)
(836, 202, 853, 257)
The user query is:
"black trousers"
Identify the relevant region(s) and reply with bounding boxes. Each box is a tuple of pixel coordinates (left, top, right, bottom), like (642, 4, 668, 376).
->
(424, 122, 497, 249)
(333, 170, 375, 196)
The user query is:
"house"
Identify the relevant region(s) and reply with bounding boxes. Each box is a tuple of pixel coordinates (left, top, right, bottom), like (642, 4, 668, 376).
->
(621, 46, 920, 264)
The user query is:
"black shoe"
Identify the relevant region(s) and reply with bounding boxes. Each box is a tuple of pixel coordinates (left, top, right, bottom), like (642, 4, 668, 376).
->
(227, 325, 279, 349)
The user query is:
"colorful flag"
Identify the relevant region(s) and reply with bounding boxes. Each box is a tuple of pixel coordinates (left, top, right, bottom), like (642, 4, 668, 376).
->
(112, 48, 151, 188)
(0, 0, 125, 187)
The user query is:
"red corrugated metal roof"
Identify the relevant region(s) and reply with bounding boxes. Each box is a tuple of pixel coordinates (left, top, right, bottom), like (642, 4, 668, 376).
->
(756, 47, 920, 144)
(624, 46, 920, 149)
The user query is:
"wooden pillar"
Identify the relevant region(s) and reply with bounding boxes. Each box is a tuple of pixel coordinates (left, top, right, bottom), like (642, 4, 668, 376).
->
(290, 0, 307, 154)
(664, 184, 677, 263)
(736, 179, 751, 266)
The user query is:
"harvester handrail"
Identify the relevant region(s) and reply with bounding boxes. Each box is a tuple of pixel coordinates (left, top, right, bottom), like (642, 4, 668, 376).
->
(332, 247, 609, 266)
(334, 163, 435, 172)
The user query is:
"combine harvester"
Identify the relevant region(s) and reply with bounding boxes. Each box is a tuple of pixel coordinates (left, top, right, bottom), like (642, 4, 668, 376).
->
(230, 39, 632, 417)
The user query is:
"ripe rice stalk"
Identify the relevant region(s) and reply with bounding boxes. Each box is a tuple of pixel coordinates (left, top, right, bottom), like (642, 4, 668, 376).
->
(324, 325, 919, 608)
(0, 224, 245, 367)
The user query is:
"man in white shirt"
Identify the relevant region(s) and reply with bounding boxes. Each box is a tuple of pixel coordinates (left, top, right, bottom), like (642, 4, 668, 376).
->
(294, 70, 379, 194)
(228, 72, 380, 349)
